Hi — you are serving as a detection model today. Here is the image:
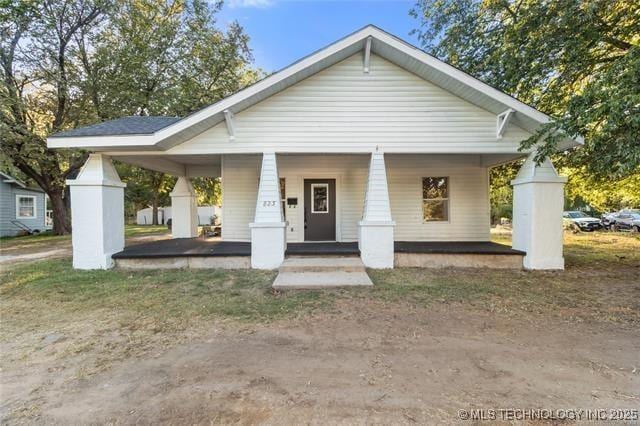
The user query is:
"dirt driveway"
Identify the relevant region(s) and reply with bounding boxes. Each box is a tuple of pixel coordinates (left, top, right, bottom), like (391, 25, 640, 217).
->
(2, 302, 639, 424)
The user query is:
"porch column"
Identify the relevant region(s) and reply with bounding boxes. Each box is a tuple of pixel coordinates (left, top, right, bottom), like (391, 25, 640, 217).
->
(511, 153, 567, 270)
(67, 154, 125, 269)
(170, 177, 198, 238)
(359, 150, 395, 268)
(250, 152, 286, 269)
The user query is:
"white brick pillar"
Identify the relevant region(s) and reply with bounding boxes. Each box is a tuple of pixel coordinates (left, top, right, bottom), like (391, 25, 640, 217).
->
(250, 152, 286, 269)
(67, 154, 125, 269)
(511, 153, 567, 270)
(170, 177, 198, 238)
(359, 150, 395, 268)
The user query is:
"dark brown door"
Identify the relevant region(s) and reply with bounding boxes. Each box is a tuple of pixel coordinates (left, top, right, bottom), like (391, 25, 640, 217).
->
(304, 179, 336, 241)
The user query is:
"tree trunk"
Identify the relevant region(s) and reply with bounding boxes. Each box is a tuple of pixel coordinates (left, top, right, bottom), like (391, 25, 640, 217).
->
(151, 197, 159, 225)
(49, 190, 72, 235)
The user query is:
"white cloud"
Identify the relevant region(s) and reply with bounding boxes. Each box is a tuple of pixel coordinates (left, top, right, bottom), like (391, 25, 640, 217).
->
(228, 0, 274, 8)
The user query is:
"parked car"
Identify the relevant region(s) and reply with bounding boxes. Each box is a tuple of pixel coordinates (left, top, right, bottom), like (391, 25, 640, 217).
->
(611, 212, 640, 232)
(603, 209, 640, 230)
(563, 211, 602, 232)
(601, 211, 619, 228)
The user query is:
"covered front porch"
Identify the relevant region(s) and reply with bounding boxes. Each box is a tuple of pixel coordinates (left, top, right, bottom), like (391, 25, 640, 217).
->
(67, 149, 564, 271)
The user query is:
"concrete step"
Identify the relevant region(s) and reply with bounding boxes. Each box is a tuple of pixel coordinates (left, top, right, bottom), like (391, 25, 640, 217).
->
(280, 256, 366, 273)
(272, 271, 373, 290)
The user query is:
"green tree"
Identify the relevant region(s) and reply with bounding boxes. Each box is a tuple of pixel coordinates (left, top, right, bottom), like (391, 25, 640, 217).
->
(1, 0, 256, 234)
(81, 0, 256, 119)
(81, 0, 255, 224)
(116, 163, 176, 224)
(563, 168, 640, 212)
(1, 0, 106, 234)
(192, 177, 222, 206)
(489, 163, 520, 223)
(411, 0, 640, 178)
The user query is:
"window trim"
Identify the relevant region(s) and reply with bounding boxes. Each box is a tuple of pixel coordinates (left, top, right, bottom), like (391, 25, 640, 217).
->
(16, 194, 37, 219)
(311, 183, 329, 214)
(422, 177, 450, 223)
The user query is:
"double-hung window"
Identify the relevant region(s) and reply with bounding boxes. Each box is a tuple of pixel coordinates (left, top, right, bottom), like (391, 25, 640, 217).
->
(16, 195, 37, 219)
(422, 177, 449, 222)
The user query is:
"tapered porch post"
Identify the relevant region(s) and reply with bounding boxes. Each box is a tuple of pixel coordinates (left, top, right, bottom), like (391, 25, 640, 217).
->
(250, 152, 286, 269)
(67, 154, 126, 269)
(511, 153, 567, 269)
(359, 150, 395, 268)
(170, 177, 198, 238)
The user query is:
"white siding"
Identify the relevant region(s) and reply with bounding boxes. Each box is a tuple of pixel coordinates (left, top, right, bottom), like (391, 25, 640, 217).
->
(387, 154, 490, 241)
(221, 155, 261, 241)
(222, 154, 489, 242)
(169, 54, 531, 155)
(222, 154, 369, 242)
(279, 155, 369, 242)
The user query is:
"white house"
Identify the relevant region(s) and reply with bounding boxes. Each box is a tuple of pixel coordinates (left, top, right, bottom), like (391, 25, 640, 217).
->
(48, 26, 581, 271)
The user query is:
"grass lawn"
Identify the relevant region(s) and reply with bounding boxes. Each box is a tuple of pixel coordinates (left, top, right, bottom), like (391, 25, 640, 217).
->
(124, 224, 170, 237)
(2, 232, 638, 336)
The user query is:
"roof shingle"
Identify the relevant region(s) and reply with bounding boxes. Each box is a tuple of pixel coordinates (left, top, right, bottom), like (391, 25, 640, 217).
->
(50, 116, 181, 138)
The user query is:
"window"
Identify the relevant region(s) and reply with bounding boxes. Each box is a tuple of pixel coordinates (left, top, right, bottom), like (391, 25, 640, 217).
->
(279, 178, 286, 220)
(422, 177, 449, 222)
(16, 195, 37, 219)
(311, 183, 329, 213)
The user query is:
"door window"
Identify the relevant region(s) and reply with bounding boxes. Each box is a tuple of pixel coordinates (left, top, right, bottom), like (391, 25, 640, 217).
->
(311, 183, 329, 213)
(280, 178, 286, 220)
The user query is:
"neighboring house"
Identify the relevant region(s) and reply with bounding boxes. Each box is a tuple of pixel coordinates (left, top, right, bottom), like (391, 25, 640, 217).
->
(0, 172, 48, 237)
(136, 206, 221, 225)
(48, 25, 582, 270)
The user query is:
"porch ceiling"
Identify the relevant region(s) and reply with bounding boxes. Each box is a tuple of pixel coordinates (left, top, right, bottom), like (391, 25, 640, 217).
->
(109, 152, 523, 174)
(111, 154, 222, 177)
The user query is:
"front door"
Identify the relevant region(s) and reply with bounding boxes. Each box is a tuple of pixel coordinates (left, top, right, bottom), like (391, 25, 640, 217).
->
(304, 179, 336, 241)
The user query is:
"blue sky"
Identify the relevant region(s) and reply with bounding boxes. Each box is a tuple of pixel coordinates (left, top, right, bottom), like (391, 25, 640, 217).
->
(217, 0, 420, 72)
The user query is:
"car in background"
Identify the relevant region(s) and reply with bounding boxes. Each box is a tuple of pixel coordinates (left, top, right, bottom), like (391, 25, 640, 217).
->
(601, 211, 619, 228)
(563, 211, 602, 232)
(611, 212, 640, 232)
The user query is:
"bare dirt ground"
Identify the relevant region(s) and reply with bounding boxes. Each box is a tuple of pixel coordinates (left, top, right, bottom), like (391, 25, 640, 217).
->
(2, 301, 639, 424)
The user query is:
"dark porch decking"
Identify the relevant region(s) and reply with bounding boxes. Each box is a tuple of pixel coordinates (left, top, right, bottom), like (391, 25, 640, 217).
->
(112, 239, 524, 259)
(112, 238, 251, 258)
(395, 241, 524, 255)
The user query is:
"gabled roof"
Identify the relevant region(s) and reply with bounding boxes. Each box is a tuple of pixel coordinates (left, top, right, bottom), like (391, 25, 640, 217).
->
(48, 25, 582, 151)
(0, 172, 45, 192)
(0, 171, 26, 188)
(52, 116, 181, 138)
